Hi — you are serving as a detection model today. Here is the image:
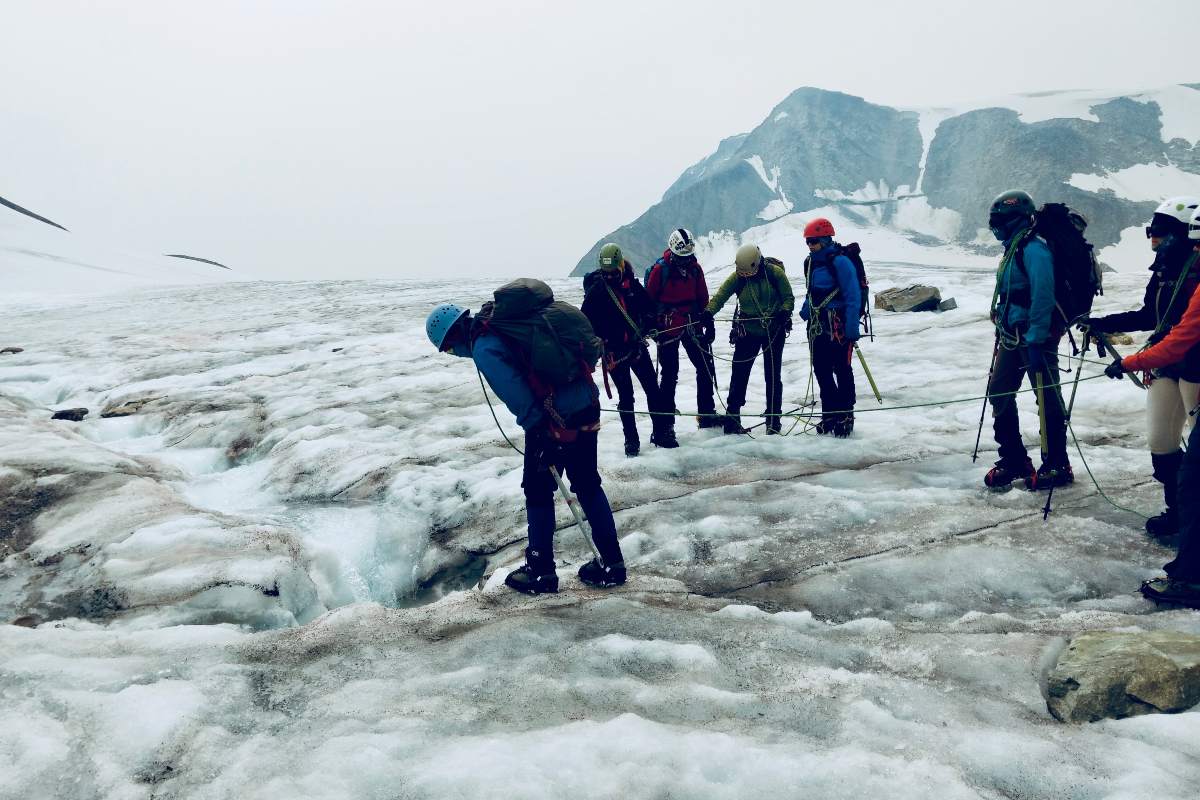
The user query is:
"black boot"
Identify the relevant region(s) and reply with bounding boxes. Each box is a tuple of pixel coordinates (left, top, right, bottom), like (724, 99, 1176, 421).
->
(815, 415, 837, 436)
(578, 557, 627, 588)
(1140, 576, 1200, 608)
(697, 413, 723, 429)
(650, 417, 679, 449)
(504, 548, 559, 595)
(1147, 451, 1184, 538)
(620, 407, 640, 458)
(832, 413, 855, 438)
(722, 412, 748, 435)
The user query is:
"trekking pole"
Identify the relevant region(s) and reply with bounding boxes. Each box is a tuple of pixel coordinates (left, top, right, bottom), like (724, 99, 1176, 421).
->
(853, 343, 882, 404)
(547, 466, 603, 565)
(1043, 357, 1085, 520)
(972, 334, 1001, 463)
(1033, 371, 1050, 461)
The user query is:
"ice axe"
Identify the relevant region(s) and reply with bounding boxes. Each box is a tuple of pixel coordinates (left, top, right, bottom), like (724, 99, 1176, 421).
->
(548, 466, 604, 566)
(853, 343, 882, 404)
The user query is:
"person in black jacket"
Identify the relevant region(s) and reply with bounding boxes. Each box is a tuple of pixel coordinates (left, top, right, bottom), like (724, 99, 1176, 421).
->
(1081, 197, 1200, 537)
(582, 243, 678, 456)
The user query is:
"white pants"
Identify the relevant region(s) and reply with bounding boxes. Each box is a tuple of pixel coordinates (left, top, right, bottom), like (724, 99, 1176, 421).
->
(1147, 377, 1200, 454)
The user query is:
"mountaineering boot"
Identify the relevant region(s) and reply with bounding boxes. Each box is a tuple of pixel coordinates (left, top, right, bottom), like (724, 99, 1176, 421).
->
(650, 416, 679, 449)
(650, 430, 679, 448)
(1140, 577, 1200, 608)
(765, 423, 782, 435)
(1146, 511, 1177, 539)
(504, 548, 559, 595)
(722, 413, 748, 435)
(697, 414, 723, 429)
(815, 415, 837, 436)
(1024, 462, 1074, 491)
(578, 558, 627, 588)
(832, 414, 855, 438)
(984, 457, 1035, 490)
(624, 439, 640, 457)
(1147, 451, 1184, 538)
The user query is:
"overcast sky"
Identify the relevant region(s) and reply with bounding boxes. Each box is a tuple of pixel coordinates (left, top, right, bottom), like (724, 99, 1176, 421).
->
(1, 1, 1194, 280)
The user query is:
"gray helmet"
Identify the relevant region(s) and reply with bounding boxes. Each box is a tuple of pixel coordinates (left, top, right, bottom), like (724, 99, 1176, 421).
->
(735, 244, 762, 277)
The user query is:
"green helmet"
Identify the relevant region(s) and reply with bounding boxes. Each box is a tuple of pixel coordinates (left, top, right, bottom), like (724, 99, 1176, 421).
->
(598, 242, 623, 272)
(989, 190, 1035, 219)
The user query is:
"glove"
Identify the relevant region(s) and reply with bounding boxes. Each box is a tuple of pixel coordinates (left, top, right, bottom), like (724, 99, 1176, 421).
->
(1024, 345, 1049, 376)
(1105, 358, 1127, 380)
(772, 310, 793, 332)
(1076, 316, 1106, 334)
(698, 309, 714, 326)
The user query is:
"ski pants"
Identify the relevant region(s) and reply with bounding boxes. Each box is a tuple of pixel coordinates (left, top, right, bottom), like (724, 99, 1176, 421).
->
(1146, 377, 1200, 455)
(810, 334, 856, 420)
(520, 405, 623, 565)
(1166, 415, 1200, 582)
(658, 333, 717, 415)
(608, 346, 670, 444)
(726, 328, 786, 429)
(987, 338, 1068, 467)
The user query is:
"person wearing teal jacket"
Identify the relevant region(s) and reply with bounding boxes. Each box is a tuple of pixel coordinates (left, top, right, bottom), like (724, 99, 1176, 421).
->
(707, 244, 794, 434)
(984, 190, 1072, 491)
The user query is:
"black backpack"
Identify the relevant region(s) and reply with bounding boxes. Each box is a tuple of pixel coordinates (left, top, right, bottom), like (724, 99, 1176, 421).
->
(473, 279, 603, 392)
(804, 242, 872, 337)
(1016, 203, 1102, 329)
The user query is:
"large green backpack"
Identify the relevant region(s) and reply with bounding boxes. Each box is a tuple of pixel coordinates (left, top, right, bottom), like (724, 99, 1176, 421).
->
(474, 279, 603, 392)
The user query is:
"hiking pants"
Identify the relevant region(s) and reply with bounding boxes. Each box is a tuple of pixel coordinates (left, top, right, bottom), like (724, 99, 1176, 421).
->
(1146, 377, 1200, 455)
(810, 334, 856, 420)
(658, 333, 717, 415)
(1165, 418, 1200, 582)
(726, 329, 786, 429)
(987, 338, 1068, 467)
(609, 346, 670, 444)
(521, 405, 623, 565)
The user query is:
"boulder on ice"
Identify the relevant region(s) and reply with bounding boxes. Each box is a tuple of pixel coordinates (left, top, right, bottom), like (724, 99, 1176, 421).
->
(874, 285, 944, 313)
(1046, 629, 1200, 722)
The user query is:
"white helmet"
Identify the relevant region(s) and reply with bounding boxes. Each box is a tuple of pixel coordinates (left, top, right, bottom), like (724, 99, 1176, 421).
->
(1189, 206, 1200, 241)
(667, 228, 696, 257)
(1153, 196, 1200, 227)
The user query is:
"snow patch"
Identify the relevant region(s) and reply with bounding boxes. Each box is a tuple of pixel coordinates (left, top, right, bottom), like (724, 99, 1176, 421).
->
(773, 111, 789, 122)
(1068, 162, 1200, 201)
(1097, 224, 1154, 272)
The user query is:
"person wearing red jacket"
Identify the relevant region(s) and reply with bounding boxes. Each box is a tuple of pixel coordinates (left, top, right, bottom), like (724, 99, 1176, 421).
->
(1106, 208, 1200, 608)
(645, 228, 719, 427)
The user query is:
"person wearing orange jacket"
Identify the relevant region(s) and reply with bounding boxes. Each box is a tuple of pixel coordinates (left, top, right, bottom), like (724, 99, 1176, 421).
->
(1105, 207, 1200, 608)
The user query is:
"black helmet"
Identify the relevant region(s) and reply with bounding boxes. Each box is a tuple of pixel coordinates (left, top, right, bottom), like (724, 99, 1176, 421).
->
(989, 190, 1035, 218)
(989, 190, 1035, 241)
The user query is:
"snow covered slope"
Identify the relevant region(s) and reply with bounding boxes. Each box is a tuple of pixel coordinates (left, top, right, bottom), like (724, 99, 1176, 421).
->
(574, 84, 1200, 275)
(2, 239, 1198, 796)
(0, 209, 243, 298)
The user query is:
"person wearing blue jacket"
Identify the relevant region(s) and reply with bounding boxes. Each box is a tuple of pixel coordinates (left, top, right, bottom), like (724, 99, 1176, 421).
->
(799, 218, 861, 437)
(983, 190, 1072, 490)
(425, 299, 627, 594)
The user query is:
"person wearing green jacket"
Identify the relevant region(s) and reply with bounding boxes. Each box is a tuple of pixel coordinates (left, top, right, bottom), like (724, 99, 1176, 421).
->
(707, 244, 795, 434)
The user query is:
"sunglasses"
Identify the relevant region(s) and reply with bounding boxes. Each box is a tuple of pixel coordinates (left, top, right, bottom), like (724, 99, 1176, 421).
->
(805, 237, 822, 246)
(1146, 226, 1171, 239)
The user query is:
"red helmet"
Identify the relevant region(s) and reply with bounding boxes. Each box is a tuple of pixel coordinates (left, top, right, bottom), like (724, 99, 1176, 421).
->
(804, 218, 835, 238)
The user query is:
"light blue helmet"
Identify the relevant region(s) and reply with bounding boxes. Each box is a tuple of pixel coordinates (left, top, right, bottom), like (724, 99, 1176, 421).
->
(426, 303, 469, 349)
